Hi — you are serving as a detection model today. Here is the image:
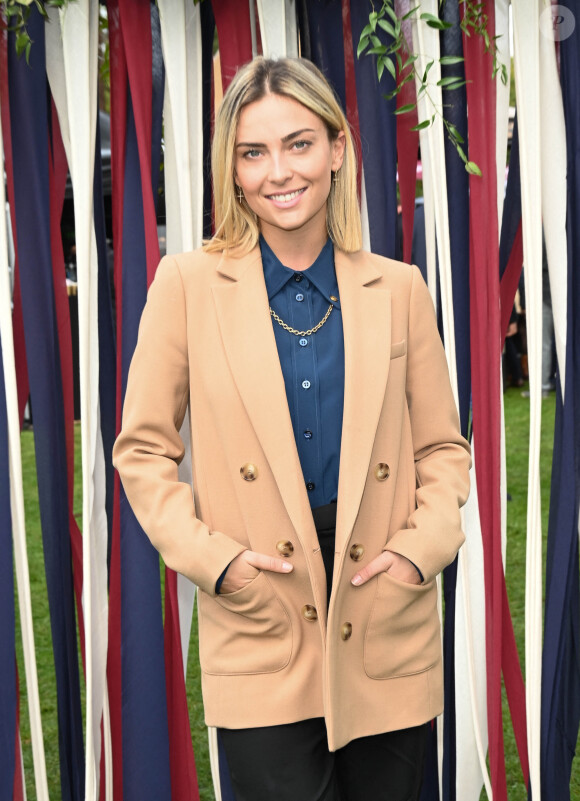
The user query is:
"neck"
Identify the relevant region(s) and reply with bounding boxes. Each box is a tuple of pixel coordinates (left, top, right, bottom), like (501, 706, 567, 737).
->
(260, 219, 328, 271)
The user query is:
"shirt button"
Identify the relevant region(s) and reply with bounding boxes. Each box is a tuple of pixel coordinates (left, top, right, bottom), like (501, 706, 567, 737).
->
(296, 293, 304, 302)
(299, 338, 308, 347)
(294, 273, 303, 282)
(302, 380, 311, 389)
(306, 481, 315, 491)
(303, 430, 313, 439)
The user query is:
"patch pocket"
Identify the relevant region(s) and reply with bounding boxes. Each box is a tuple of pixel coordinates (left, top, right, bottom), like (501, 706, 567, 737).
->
(364, 572, 440, 679)
(390, 339, 407, 359)
(198, 571, 292, 676)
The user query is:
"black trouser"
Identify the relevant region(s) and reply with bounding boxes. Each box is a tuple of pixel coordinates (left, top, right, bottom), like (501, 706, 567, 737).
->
(312, 501, 337, 607)
(219, 503, 427, 800)
(219, 718, 427, 801)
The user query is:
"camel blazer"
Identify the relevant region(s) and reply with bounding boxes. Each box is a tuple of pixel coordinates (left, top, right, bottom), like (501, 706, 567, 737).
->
(113, 245, 471, 751)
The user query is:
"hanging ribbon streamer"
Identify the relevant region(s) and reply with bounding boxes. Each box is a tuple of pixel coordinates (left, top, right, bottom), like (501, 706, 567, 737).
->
(436, 6, 483, 797)
(157, 4, 203, 797)
(541, 1, 580, 797)
(511, 5, 545, 797)
(107, 3, 171, 799)
(0, 41, 50, 801)
(462, 4, 529, 800)
(46, 2, 114, 797)
(212, 0, 253, 90)
(0, 33, 29, 426)
(349, 0, 397, 257)
(394, 0, 419, 266)
(7, 10, 85, 800)
(0, 335, 18, 801)
(257, 0, 299, 57)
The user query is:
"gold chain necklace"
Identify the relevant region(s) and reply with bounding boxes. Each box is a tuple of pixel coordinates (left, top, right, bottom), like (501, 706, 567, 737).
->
(269, 303, 334, 336)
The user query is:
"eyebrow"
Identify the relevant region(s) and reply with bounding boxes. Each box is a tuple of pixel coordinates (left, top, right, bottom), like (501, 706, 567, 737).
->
(236, 128, 317, 148)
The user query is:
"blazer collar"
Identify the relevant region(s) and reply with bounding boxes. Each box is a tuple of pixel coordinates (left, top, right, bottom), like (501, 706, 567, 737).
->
(212, 245, 393, 568)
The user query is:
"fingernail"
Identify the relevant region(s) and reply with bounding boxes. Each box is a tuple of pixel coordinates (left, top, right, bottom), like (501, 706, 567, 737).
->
(282, 562, 293, 571)
(351, 575, 362, 586)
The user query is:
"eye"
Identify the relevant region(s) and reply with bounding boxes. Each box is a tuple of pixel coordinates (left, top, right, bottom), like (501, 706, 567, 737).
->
(243, 148, 262, 159)
(291, 140, 311, 151)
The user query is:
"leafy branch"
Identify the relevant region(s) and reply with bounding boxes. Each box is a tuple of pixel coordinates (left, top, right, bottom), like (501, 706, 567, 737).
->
(1, 0, 75, 62)
(358, 0, 508, 176)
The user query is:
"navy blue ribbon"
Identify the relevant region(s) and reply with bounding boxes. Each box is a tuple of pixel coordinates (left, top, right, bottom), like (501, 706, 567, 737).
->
(541, 6, 580, 798)
(8, 11, 84, 800)
(0, 328, 17, 799)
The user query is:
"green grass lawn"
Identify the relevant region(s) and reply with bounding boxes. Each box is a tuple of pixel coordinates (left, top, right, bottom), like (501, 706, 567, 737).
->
(14, 385, 578, 799)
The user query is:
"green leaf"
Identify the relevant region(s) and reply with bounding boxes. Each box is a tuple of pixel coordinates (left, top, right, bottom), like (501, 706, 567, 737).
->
(385, 56, 397, 81)
(439, 55, 464, 65)
(370, 34, 382, 48)
(383, 89, 399, 101)
(385, 4, 398, 24)
(357, 36, 369, 58)
(394, 103, 416, 115)
(15, 31, 30, 58)
(437, 75, 464, 87)
(378, 19, 396, 38)
(410, 119, 431, 131)
(402, 5, 421, 20)
(377, 58, 386, 82)
(466, 161, 483, 176)
(422, 60, 434, 84)
(446, 122, 464, 143)
(360, 22, 374, 39)
(368, 46, 387, 56)
(455, 144, 467, 163)
(426, 18, 453, 29)
(420, 12, 452, 29)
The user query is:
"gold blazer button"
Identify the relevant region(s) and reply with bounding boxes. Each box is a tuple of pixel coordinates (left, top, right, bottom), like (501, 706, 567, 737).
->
(349, 544, 364, 562)
(341, 622, 353, 641)
(276, 540, 294, 557)
(301, 604, 318, 622)
(374, 462, 390, 481)
(240, 463, 258, 481)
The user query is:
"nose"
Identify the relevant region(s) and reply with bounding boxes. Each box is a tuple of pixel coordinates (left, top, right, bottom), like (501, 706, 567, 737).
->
(268, 152, 292, 183)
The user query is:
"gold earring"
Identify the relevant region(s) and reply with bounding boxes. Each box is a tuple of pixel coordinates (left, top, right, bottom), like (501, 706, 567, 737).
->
(332, 171, 339, 184)
(236, 185, 243, 201)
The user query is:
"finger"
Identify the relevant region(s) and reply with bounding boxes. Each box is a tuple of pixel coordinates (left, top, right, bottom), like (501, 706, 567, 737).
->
(351, 552, 392, 586)
(245, 551, 294, 574)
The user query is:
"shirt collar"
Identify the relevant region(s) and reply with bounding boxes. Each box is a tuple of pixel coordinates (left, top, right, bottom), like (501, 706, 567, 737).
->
(259, 235, 341, 308)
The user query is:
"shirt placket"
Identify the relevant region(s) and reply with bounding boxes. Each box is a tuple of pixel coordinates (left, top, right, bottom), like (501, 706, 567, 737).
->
(288, 272, 322, 506)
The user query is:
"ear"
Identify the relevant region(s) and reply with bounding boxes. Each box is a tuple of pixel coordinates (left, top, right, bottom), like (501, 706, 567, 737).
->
(331, 131, 346, 172)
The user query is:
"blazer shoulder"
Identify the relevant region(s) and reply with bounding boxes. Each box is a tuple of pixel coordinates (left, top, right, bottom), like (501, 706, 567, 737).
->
(366, 251, 417, 283)
(343, 249, 419, 292)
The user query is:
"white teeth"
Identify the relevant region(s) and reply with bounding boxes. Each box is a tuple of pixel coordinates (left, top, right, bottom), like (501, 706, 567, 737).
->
(269, 189, 304, 202)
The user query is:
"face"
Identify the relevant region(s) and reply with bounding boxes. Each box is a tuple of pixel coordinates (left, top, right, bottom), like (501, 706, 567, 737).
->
(234, 93, 346, 246)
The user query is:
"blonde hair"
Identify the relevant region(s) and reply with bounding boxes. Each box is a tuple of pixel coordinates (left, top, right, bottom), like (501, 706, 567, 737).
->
(204, 57, 362, 255)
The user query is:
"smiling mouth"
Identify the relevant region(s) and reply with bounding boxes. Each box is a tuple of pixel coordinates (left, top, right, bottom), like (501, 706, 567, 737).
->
(267, 188, 307, 202)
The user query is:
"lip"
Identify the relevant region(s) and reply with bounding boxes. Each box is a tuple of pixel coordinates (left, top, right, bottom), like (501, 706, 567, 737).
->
(266, 187, 307, 208)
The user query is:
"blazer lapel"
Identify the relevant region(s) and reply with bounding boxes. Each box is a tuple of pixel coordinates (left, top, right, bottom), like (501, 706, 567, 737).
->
(334, 250, 392, 553)
(212, 247, 313, 542)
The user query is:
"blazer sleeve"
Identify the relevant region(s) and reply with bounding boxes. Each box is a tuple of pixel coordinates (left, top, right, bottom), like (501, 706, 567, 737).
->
(384, 264, 471, 583)
(112, 255, 247, 594)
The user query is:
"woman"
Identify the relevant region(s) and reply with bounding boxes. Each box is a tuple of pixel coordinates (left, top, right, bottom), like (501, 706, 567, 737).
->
(113, 57, 471, 801)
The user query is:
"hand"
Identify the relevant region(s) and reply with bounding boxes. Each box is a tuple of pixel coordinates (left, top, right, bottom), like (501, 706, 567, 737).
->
(351, 551, 422, 587)
(219, 549, 293, 594)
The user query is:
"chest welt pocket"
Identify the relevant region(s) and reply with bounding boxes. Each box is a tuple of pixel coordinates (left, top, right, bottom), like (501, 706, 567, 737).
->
(363, 573, 440, 679)
(198, 571, 293, 676)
